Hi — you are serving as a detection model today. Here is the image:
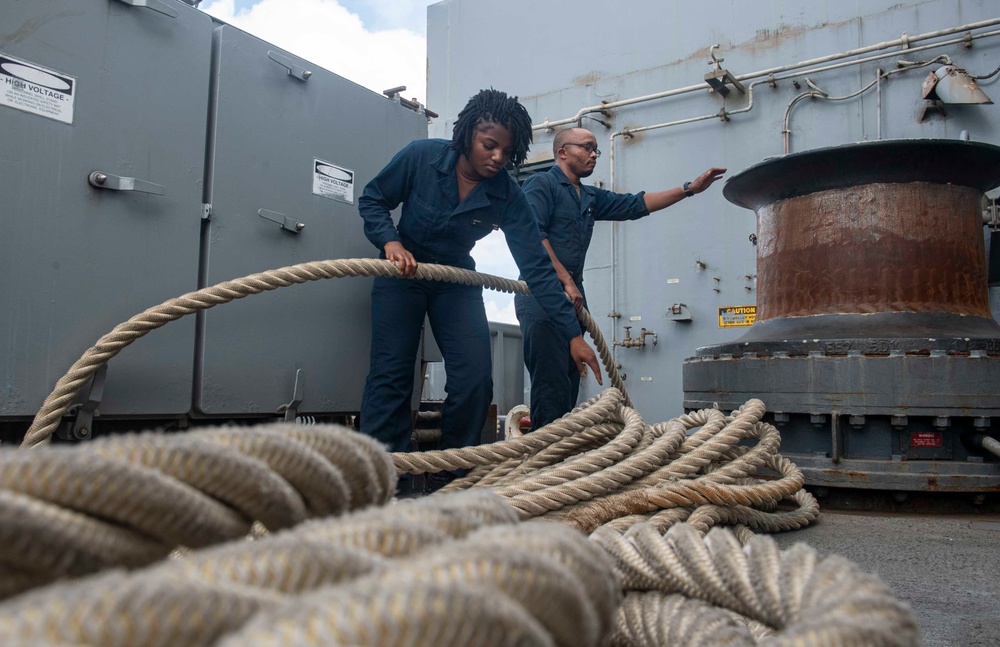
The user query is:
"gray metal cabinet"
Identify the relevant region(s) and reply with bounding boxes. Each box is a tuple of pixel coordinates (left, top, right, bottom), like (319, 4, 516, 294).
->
(196, 26, 427, 415)
(0, 0, 212, 416)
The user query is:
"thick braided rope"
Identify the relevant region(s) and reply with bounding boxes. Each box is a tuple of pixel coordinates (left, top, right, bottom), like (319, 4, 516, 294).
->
(597, 523, 921, 646)
(21, 259, 625, 449)
(436, 396, 626, 493)
(0, 422, 394, 599)
(434, 421, 623, 495)
(492, 404, 647, 498)
(1, 257, 914, 645)
(0, 489, 168, 598)
(87, 435, 311, 530)
(391, 387, 624, 474)
(578, 306, 629, 406)
(0, 491, 620, 647)
(0, 492, 914, 647)
(407, 391, 817, 538)
(0, 423, 914, 646)
(555, 450, 807, 534)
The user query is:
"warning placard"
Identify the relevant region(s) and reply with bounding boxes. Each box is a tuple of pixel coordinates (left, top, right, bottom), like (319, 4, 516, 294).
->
(0, 53, 75, 124)
(718, 305, 756, 328)
(313, 159, 355, 204)
(910, 432, 943, 448)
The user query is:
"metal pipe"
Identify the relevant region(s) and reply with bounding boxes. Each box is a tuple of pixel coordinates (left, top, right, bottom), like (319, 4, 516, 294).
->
(533, 18, 1000, 131)
(784, 56, 948, 154)
(603, 31, 988, 155)
(608, 132, 621, 354)
(610, 221, 619, 352)
(608, 45, 954, 176)
(831, 413, 842, 464)
(876, 68, 883, 140)
(972, 63, 1000, 80)
(606, 78, 766, 181)
(609, 139, 617, 347)
(782, 92, 820, 154)
(982, 435, 1000, 459)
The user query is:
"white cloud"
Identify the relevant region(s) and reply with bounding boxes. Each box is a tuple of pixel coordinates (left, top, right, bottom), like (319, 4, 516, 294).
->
(200, 0, 428, 103)
(354, 0, 434, 34)
(485, 294, 518, 325)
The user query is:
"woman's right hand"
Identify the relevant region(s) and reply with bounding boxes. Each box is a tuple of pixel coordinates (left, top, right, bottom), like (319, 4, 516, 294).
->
(564, 282, 584, 312)
(384, 241, 418, 277)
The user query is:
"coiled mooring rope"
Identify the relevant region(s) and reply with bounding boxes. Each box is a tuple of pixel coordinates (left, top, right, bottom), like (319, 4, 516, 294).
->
(0, 420, 920, 645)
(395, 389, 818, 539)
(0, 473, 920, 647)
(0, 490, 621, 647)
(0, 423, 394, 598)
(3, 259, 921, 645)
(597, 523, 921, 645)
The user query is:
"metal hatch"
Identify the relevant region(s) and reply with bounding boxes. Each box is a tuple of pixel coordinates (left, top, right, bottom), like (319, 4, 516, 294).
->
(0, 0, 212, 416)
(197, 25, 427, 416)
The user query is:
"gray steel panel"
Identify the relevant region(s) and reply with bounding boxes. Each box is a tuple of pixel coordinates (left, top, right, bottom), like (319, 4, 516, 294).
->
(428, 0, 1000, 424)
(0, 0, 211, 416)
(490, 322, 524, 415)
(790, 455, 1000, 492)
(421, 322, 525, 414)
(683, 355, 1000, 416)
(198, 27, 426, 415)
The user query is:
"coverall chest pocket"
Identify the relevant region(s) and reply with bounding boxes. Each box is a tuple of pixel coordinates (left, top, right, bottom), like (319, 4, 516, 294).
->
(456, 208, 502, 245)
(551, 210, 582, 248)
(410, 194, 447, 227)
(405, 194, 449, 248)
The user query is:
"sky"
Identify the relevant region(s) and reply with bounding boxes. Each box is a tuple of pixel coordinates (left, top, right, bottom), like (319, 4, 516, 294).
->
(199, 0, 520, 324)
(200, 0, 434, 103)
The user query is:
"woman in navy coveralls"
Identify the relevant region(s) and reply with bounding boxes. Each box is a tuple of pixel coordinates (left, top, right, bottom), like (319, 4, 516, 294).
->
(357, 89, 602, 488)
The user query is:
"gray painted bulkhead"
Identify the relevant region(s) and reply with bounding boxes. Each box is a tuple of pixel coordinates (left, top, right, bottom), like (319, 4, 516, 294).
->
(0, 0, 428, 429)
(197, 25, 426, 416)
(427, 0, 1000, 424)
(1, 0, 213, 417)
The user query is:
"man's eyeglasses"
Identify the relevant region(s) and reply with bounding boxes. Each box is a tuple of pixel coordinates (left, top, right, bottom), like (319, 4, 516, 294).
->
(563, 142, 602, 158)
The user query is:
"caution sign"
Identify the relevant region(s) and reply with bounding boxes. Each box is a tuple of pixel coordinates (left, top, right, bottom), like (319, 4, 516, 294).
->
(718, 305, 756, 328)
(313, 159, 355, 204)
(0, 53, 75, 124)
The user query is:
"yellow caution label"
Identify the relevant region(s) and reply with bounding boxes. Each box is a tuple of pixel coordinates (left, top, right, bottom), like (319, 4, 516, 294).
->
(718, 305, 756, 328)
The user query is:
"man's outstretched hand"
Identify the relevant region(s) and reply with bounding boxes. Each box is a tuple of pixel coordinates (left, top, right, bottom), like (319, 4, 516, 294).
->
(688, 167, 727, 194)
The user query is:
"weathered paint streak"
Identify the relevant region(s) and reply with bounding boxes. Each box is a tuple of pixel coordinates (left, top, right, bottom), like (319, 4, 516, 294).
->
(757, 183, 991, 320)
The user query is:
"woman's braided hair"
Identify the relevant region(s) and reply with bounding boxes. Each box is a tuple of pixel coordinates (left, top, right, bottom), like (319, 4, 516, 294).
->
(452, 88, 533, 167)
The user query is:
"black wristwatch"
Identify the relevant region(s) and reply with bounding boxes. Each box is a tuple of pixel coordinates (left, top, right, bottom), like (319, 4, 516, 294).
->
(682, 181, 695, 197)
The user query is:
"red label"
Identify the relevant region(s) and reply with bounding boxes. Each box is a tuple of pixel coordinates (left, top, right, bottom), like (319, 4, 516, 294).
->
(910, 432, 943, 448)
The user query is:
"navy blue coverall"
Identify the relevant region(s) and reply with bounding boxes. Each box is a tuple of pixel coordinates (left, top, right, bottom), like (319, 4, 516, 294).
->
(358, 139, 581, 454)
(515, 165, 648, 431)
